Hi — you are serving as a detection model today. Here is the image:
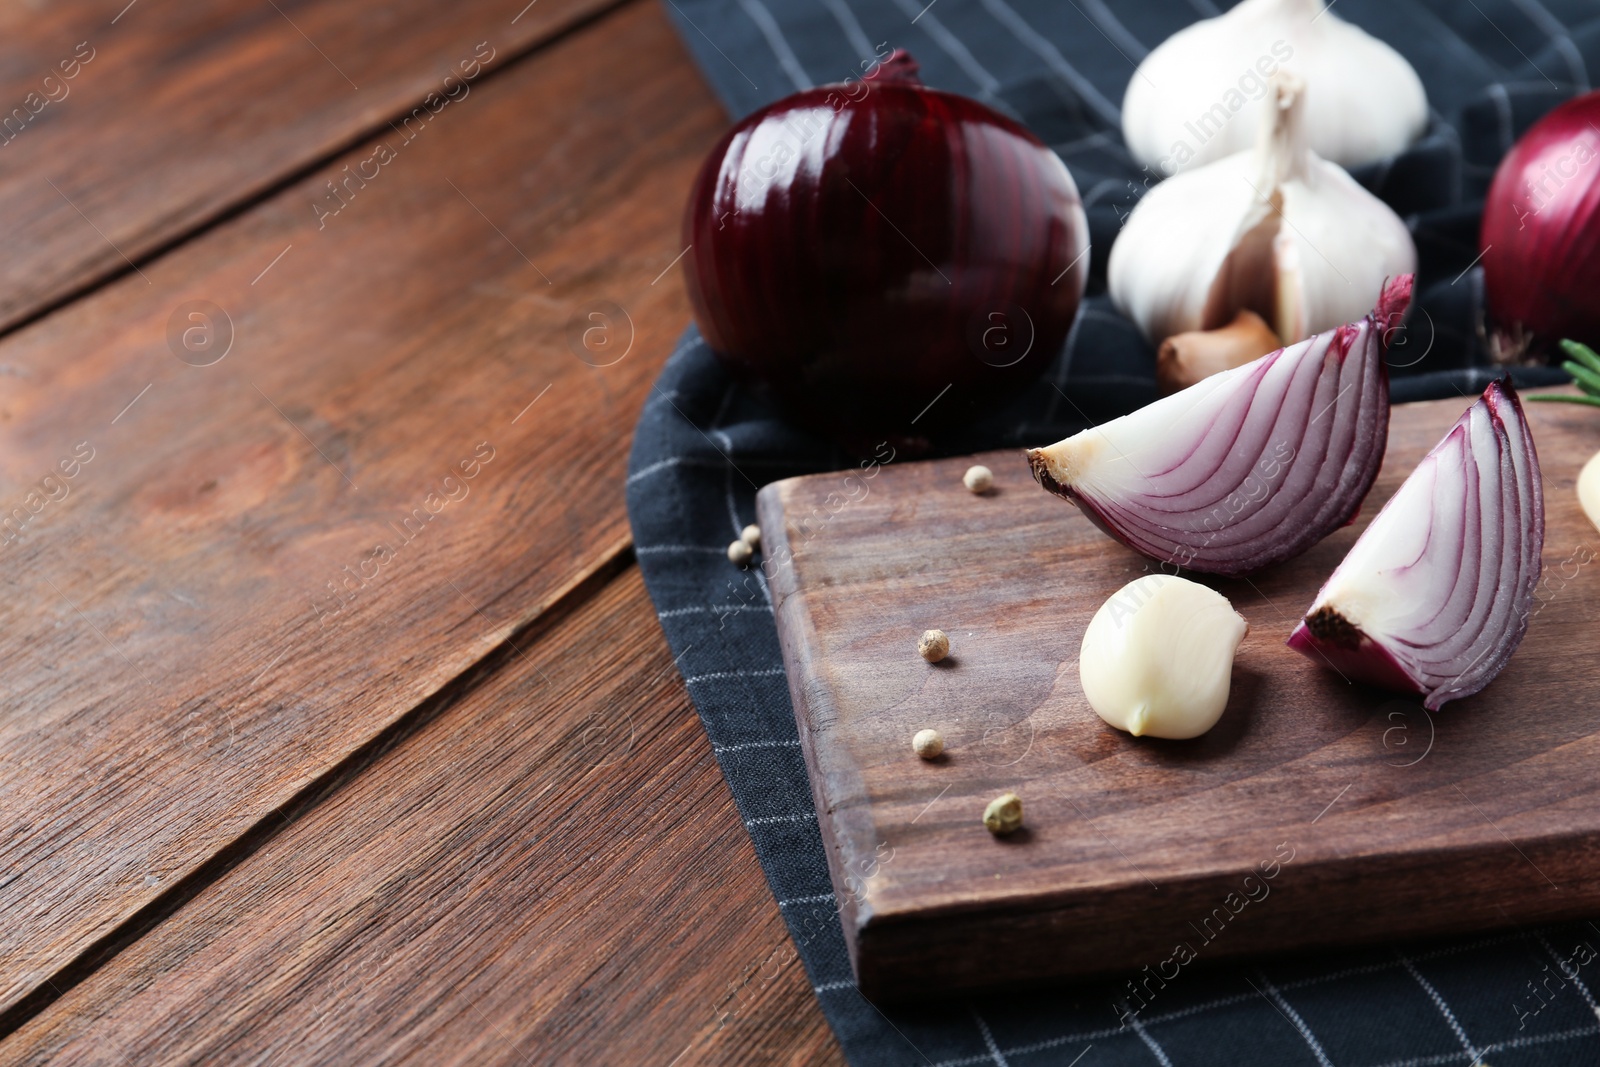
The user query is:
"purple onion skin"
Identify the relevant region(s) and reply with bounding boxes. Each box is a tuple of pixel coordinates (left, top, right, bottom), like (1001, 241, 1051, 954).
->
(1288, 379, 1545, 710)
(1285, 621, 1421, 697)
(682, 51, 1089, 446)
(1481, 90, 1600, 358)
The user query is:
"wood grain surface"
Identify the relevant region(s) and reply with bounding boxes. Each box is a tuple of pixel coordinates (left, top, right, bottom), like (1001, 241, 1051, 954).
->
(0, 566, 843, 1067)
(0, 0, 622, 334)
(757, 388, 1600, 999)
(0, 0, 724, 1028)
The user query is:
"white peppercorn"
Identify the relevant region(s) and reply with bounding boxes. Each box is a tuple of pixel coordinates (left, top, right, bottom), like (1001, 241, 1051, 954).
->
(741, 523, 761, 548)
(727, 539, 753, 565)
(983, 792, 1023, 835)
(912, 729, 944, 759)
(963, 464, 994, 494)
(917, 629, 949, 662)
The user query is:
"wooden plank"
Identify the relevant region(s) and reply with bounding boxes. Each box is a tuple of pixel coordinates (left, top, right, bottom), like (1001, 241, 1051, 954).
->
(0, 0, 724, 1026)
(0, 0, 622, 334)
(756, 389, 1600, 999)
(0, 568, 843, 1067)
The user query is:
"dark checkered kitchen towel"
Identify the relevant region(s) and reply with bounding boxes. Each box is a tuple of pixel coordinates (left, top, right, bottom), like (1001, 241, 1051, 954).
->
(628, 1, 1600, 1063)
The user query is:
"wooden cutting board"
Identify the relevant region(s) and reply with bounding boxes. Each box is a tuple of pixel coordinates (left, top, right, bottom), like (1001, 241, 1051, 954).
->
(755, 387, 1600, 1000)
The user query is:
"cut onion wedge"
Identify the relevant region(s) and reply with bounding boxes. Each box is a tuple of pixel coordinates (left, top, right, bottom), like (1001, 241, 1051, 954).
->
(1026, 276, 1411, 576)
(1287, 379, 1544, 710)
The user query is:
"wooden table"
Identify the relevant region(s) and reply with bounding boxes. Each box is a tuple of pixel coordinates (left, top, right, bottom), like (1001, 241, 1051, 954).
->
(0, 1, 842, 1062)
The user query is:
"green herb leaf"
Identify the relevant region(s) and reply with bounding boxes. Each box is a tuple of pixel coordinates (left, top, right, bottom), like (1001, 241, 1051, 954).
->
(1560, 339, 1600, 377)
(1526, 393, 1600, 408)
(1562, 359, 1600, 397)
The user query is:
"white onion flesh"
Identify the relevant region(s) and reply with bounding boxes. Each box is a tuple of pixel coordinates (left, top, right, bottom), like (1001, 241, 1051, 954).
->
(1287, 379, 1545, 710)
(1027, 276, 1411, 576)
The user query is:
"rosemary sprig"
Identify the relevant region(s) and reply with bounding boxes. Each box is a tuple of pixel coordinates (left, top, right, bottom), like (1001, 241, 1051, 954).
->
(1527, 340, 1600, 408)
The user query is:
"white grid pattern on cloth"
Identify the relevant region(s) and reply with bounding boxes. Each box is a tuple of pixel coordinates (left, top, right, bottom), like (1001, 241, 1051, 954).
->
(637, 2, 1600, 1062)
(658, 603, 771, 618)
(1254, 971, 1336, 1067)
(635, 544, 732, 555)
(735, 0, 814, 90)
(1125, 1009, 1175, 1066)
(1399, 951, 1486, 1065)
(682, 667, 787, 684)
(745, 812, 818, 826)
(968, 1006, 1012, 1067)
(972, 0, 1123, 126)
(883, 0, 1008, 104)
(713, 737, 800, 752)
(976, 933, 1560, 1064)
(1363, 1023, 1600, 1067)
(906, 988, 1600, 1067)
(1073, 0, 1150, 62)
(818, 0, 878, 61)
(1505, 0, 1590, 87)
(1536, 929, 1600, 1020)
(913, 1018, 1600, 1067)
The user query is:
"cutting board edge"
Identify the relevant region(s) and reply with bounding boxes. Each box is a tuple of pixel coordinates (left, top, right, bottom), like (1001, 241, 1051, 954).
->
(757, 480, 879, 982)
(853, 827, 1600, 1000)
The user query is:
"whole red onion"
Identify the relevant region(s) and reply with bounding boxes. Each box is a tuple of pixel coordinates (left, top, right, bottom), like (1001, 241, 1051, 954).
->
(682, 52, 1088, 445)
(1480, 90, 1600, 360)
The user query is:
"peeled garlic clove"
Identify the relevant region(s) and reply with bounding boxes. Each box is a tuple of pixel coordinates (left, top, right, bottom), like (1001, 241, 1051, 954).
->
(1110, 74, 1416, 346)
(1157, 309, 1282, 394)
(1580, 450, 1600, 534)
(1080, 575, 1248, 740)
(1122, 0, 1427, 174)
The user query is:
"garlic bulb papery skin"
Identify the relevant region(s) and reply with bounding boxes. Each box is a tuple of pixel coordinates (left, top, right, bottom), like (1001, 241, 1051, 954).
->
(1109, 75, 1415, 346)
(1079, 575, 1249, 740)
(1122, 0, 1427, 174)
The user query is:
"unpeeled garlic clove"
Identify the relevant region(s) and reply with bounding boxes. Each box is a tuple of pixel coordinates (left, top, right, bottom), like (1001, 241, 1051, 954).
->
(1079, 575, 1248, 740)
(1156, 309, 1282, 394)
(1110, 74, 1416, 347)
(1122, 0, 1427, 175)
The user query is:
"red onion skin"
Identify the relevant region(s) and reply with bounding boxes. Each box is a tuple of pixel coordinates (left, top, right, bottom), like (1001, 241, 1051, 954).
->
(1481, 90, 1600, 357)
(682, 51, 1088, 445)
(1285, 623, 1420, 696)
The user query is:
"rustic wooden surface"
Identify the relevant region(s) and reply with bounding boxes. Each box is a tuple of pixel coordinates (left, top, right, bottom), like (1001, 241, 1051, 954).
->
(0, 0, 621, 333)
(0, 567, 843, 1067)
(758, 389, 1600, 999)
(0, 2, 847, 1060)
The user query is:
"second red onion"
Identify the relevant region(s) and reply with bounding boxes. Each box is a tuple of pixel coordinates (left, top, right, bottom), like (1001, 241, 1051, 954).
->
(1480, 90, 1600, 360)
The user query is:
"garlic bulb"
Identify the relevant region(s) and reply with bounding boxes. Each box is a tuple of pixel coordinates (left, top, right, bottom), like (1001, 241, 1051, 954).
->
(1079, 575, 1248, 740)
(1109, 75, 1415, 346)
(1122, 0, 1427, 174)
